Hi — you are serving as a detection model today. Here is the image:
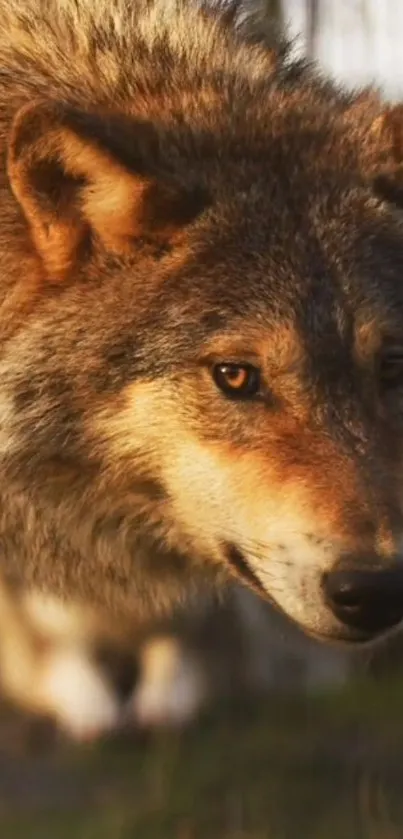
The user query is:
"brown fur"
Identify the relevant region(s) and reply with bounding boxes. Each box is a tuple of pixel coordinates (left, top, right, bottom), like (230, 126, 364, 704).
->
(0, 0, 403, 726)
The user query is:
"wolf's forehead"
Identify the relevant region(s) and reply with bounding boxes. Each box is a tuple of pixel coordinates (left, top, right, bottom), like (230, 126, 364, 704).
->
(157, 253, 402, 358)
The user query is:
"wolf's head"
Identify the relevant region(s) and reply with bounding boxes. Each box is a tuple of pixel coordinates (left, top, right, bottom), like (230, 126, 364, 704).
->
(4, 3, 403, 643)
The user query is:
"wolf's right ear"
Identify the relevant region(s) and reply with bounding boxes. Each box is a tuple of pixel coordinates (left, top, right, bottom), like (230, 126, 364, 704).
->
(7, 100, 207, 283)
(368, 105, 403, 206)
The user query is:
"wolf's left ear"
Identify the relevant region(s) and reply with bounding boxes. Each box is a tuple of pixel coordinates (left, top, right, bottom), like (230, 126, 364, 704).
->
(7, 100, 207, 282)
(368, 104, 403, 206)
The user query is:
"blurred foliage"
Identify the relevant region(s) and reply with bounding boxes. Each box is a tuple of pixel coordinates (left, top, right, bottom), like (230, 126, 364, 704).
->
(1, 678, 403, 838)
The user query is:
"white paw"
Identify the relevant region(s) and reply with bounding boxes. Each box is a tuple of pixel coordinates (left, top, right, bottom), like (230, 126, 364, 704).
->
(132, 636, 207, 729)
(39, 647, 121, 741)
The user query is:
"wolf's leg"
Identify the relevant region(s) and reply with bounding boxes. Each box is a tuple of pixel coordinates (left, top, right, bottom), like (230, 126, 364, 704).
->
(0, 580, 121, 739)
(132, 634, 208, 728)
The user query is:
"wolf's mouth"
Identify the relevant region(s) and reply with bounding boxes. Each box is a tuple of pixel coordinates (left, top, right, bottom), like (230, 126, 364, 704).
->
(223, 543, 268, 598)
(223, 545, 403, 647)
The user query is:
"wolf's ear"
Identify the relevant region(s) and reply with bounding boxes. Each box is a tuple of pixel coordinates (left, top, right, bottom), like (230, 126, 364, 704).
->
(7, 101, 207, 282)
(368, 105, 403, 206)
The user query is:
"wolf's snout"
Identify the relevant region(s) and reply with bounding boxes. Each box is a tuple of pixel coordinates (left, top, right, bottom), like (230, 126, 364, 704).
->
(322, 561, 403, 639)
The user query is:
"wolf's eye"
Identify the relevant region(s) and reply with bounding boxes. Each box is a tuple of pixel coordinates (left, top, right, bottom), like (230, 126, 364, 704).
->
(379, 349, 403, 388)
(212, 363, 261, 399)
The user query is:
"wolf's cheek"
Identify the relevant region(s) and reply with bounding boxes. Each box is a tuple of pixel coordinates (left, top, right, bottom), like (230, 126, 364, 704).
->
(92, 382, 403, 640)
(158, 434, 403, 641)
(160, 434, 334, 566)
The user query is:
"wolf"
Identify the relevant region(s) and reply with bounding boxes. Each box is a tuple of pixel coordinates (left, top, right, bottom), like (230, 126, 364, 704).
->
(0, 0, 403, 735)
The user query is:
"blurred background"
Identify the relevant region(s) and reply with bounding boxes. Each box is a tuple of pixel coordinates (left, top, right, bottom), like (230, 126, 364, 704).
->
(4, 3, 403, 838)
(274, 0, 403, 98)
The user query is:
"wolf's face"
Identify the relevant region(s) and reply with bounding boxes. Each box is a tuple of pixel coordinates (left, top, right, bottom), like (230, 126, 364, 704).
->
(97, 183, 403, 642)
(5, 31, 403, 641)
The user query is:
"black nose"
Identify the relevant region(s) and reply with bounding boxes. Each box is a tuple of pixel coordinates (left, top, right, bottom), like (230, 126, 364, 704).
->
(323, 561, 403, 638)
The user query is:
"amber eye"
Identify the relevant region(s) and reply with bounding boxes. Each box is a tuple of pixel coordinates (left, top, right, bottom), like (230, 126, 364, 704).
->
(379, 348, 403, 387)
(212, 363, 261, 399)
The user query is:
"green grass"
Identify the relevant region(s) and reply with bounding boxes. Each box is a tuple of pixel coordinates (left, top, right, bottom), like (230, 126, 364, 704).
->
(2, 679, 403, 838)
